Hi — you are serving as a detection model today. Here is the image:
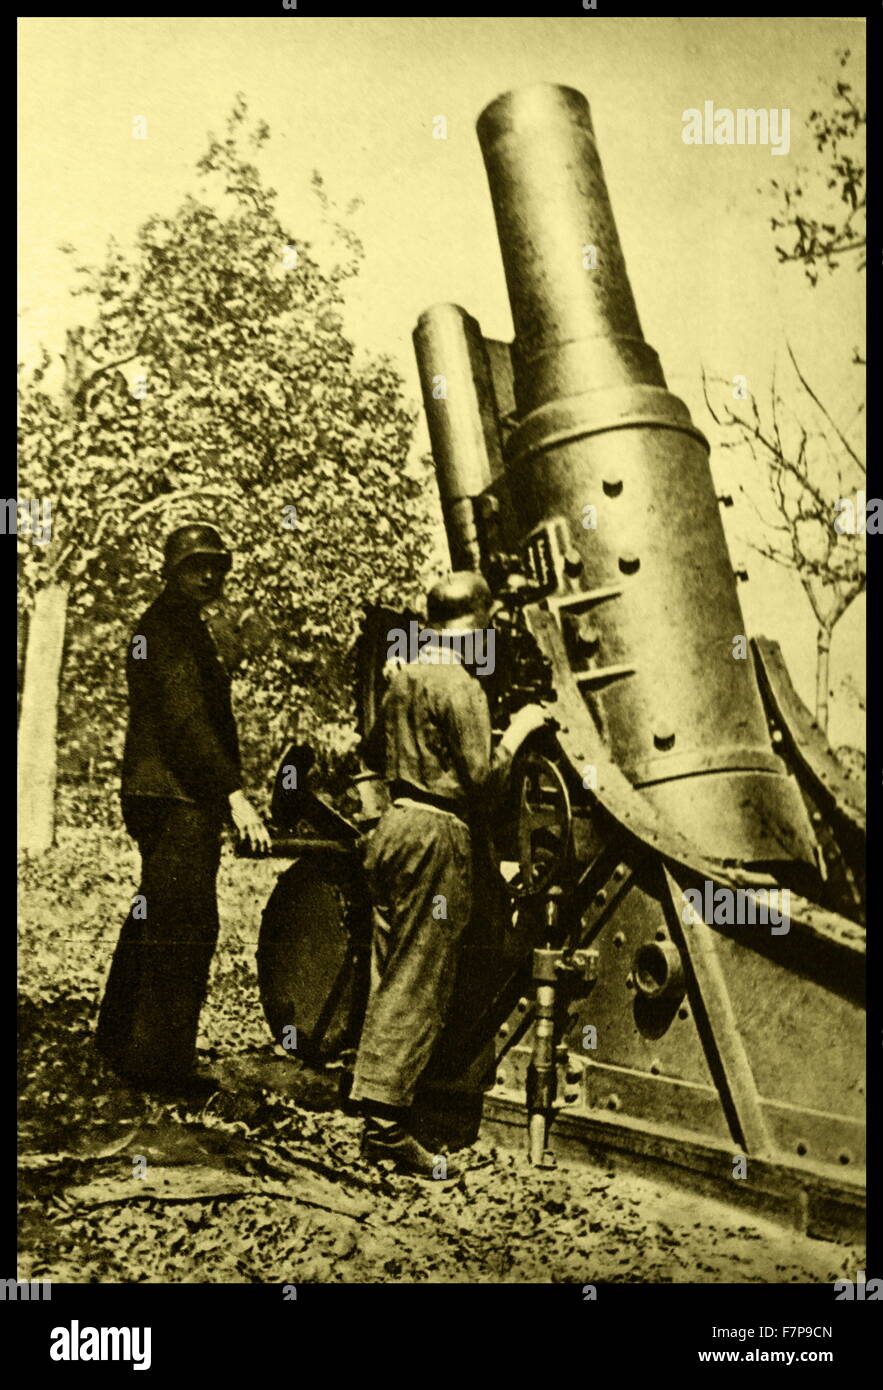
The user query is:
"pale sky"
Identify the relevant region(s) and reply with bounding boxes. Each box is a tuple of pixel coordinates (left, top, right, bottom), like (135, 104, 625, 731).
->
(18, 16, 866, 746)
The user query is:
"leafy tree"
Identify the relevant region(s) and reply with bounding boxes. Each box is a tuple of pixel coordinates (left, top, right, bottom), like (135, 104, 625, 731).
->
(703, 50, 866, 737)
(768, 48, 866, 301)
(18, 95, 432, 849)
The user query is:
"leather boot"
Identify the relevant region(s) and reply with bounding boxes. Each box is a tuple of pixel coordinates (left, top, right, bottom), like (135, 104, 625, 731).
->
(361, 1119, 462, 1179)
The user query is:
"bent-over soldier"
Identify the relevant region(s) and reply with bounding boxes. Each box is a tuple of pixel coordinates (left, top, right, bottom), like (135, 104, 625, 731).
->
(352, 570, 551, 1175)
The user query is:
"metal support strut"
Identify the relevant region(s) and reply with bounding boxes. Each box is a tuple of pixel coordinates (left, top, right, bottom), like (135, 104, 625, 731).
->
(527, 906, 559, 1166)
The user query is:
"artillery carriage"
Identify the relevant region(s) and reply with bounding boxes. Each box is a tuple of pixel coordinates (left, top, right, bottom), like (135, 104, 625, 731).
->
(252, 84, 865, 1239)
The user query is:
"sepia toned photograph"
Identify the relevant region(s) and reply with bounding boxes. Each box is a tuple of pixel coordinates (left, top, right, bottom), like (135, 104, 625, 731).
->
(16, 13, 867, 1317)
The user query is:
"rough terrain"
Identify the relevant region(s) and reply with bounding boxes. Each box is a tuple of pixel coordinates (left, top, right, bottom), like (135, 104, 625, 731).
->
(18, 819, 863, 1285)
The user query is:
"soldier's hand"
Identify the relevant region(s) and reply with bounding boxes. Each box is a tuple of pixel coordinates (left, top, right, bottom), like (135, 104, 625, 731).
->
(228, 791, 272, 854)
(500, 702, 557, 754)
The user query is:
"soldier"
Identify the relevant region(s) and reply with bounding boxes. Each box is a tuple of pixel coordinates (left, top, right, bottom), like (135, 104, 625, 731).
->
(95, 523, 270, 1095)
(352, 570, 552, 1176)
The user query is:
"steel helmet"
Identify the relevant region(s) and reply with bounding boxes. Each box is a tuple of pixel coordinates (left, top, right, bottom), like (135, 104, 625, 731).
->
(426, 571, 493, 629)
(162, 523, 232, 576)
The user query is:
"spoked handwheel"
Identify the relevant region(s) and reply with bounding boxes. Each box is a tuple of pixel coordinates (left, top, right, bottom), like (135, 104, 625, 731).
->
(506, 751, 574, 899)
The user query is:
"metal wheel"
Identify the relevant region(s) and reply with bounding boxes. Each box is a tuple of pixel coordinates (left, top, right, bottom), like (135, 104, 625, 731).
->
(256, 852, 370, 1065)
(508, 751, 573, 899)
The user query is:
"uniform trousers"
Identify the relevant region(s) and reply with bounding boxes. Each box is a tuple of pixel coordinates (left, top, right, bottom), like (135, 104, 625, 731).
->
(95, 797, 223, 1086)
(350, 801, 473, 1109)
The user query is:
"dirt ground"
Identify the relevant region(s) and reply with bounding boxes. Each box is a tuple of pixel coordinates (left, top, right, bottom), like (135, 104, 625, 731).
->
(18, 822, 864, 1285)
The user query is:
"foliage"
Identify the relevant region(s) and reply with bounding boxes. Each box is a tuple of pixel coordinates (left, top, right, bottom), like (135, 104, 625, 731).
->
(705, 48, 866, 733)
(18, 94, 432, 798)
(768, 48, 866, 296)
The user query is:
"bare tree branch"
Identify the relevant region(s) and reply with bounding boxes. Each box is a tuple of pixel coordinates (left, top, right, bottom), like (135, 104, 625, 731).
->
(786, 342, 865, 475)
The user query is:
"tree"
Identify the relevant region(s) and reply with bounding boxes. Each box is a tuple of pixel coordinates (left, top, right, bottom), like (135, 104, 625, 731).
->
(704, 348, 865, 736)
(703, 50, 866, 736)
(17, 330, 240, 852)
(769, 48, 865, 295)
(18, 95, 431, 850)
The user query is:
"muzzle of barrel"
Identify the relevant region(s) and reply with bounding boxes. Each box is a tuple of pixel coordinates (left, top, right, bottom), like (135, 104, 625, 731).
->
(472, 83, 816, 874)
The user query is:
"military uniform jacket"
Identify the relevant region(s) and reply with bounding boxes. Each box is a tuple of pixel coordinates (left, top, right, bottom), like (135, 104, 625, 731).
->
(363, 651, 511, 818)
(121, 587, 242, 808)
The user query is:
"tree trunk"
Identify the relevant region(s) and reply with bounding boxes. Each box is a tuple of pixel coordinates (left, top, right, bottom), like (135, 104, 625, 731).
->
(815, 624, 832, 737)
(17, 582, 69, 854)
